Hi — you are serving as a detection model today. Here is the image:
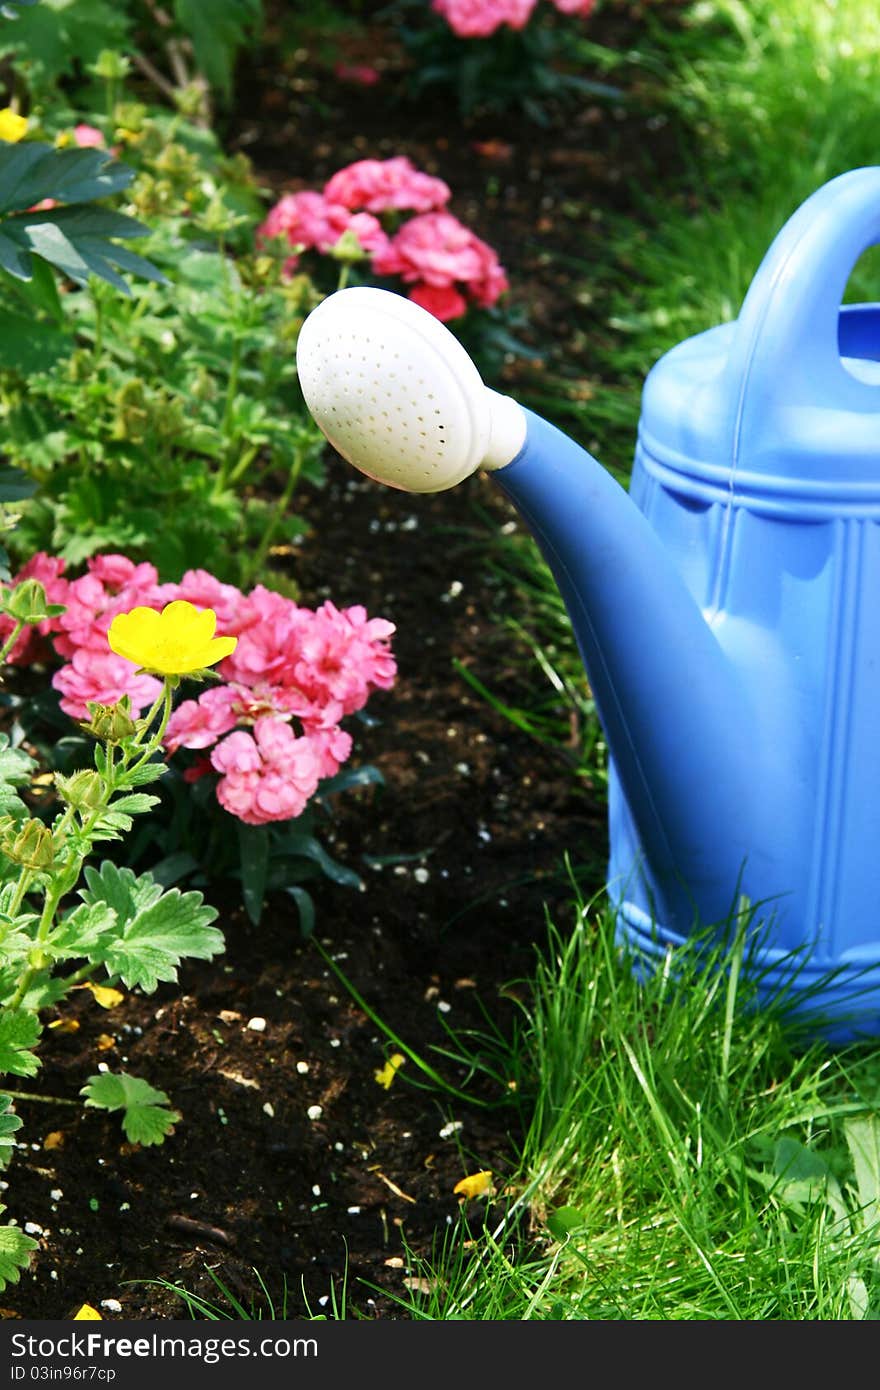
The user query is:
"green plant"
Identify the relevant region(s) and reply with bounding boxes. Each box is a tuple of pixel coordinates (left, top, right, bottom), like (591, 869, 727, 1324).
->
(0, 0, 263, 120)
(0, 131, 165, 578)
(384, 0, 624, 122)
(0, 111, 327, 587)
(0, 587, 230, 1291)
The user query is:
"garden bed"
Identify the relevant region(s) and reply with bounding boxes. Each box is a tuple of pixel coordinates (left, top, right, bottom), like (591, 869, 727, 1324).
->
(5, 470, 604, 1320)
(2, 2, 662, 1320)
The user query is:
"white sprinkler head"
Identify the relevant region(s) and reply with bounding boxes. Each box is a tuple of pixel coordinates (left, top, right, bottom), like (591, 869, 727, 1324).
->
(296, 286, 527, 492)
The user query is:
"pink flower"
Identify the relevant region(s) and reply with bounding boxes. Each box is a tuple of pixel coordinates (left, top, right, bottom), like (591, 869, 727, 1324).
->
(73, 124, 105, 148)
(548, 0, 594, 13)
(408, 282, 469, 321)
(0, 552, 68, 665)
(53, 555, 166, 659)
(256, 190, 389, 266)
(52, 648, 162, 719)
(167, 569, 244, 630)
(373, 211, 508, 309)
(334, 63, 381, 86)
(432, 0, 538, 37)
(295, 601, 397, 716)
(210, 719, 322, 825)
(163, 685, 240, 753)
(324, 157, 450, 215)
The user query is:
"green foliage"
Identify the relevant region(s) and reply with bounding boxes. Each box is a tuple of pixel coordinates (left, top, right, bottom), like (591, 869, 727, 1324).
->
(0, 0, 261, 107)
(0, 0, 128, 92)
(78, 861, 224, 992)
(174, 0, 262, 100)
(81, 1070, 180, 1145)
(0, 1206, 38, 1290)
(128, 760, 384, 932)
(386, 0, 623, 120)
(0, 1006, 40, 1077)
(0, 1094, 23, 1167)
(1, 117, 325, 583)
(0, 626, 229, 1284)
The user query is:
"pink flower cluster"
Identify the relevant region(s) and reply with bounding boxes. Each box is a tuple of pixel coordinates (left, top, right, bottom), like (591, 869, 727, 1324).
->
(433, 0, 594, 37)
(0, 553, 396, 827)
(256, 156, 508, 323)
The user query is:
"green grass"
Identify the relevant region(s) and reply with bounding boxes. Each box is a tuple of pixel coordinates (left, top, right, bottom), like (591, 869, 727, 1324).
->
(382, 884, 880, 1320)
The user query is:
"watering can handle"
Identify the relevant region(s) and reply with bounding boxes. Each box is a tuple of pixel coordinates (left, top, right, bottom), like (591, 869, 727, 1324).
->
(729, 166, 880, 443)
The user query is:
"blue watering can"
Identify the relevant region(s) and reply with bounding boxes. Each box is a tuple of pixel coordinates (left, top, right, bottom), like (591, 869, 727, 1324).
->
(296, 168, 880, 1042)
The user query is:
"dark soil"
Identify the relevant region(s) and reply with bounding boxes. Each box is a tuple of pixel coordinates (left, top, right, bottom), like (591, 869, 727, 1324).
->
(3, 3, 667, 1321)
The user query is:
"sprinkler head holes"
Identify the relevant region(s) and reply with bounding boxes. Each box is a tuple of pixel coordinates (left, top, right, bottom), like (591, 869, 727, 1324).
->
(296, 286, 525, 493)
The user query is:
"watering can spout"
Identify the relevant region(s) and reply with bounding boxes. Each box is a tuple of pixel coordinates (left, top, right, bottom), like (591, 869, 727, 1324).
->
(297, 286, 763, 929)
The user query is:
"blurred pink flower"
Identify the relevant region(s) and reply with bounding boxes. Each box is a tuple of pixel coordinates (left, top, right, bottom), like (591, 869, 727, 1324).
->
(373, 211, 508, 308)
(334, 63, 381, 86)
(548, 0, 595, 13)
(324, 157, 450, 215)
(432, 0, 537, 37)
(408, 282, 468, 321)
(73, 124, 105, 148)
(256, 190, 389, 267)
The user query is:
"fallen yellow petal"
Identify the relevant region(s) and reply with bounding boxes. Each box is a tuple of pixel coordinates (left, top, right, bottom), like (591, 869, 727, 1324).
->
(73, 1305, 102, 1320)
(96, 1033, 115, 1052)
(48, 1018, 80, 1034)
(44, 1131, 65, 1151)
(86, 983, 125, 1009)
(374, 1053, 406, 1090)
(453, 1170, 494, 1200)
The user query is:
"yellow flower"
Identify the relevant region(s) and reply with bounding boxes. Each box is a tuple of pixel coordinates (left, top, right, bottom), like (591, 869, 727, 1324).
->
(453, 1170, 494, 1200)
(108, 600, 237, 677)
(73, 1305, 102, 1320)
(0, 108, 28, 143)
(374, 1053, 406, 1089)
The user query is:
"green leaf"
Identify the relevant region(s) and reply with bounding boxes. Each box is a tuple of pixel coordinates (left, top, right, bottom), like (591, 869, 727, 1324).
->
(237, 821, 268, 926)
(0, 1093, 23, 1168)
(175, 0, 261, 97)
(0, 1008, 41, 1078)
(0, 310, 70, 372)
(0, 1211, 38, 1291)
(1, 0, 40, 18)
(0, 227, 31, 278)
(46, 899, 117, 961)
(285, 834, 363, 890)
(286, 884, 315, 938)
(79, 862, 224, 992)
(108, 794, 160, 817)
(845, 1115, 880, 1234)
(0, 735, 34, 791)
(546, 1206, 586, 1241)
(0, 0, 128, 85)
(0, 144, 133, 214)
(81, 1071, 180, 1146)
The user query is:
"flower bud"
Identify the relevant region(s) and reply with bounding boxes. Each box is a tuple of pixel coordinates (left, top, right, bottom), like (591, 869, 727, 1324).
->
(329, 228, 368, 264)
(3, 578, 53, 625)
(2, 817, 55, 870)
(54, 770, 105, 811)
(83, 699, 136, 744)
